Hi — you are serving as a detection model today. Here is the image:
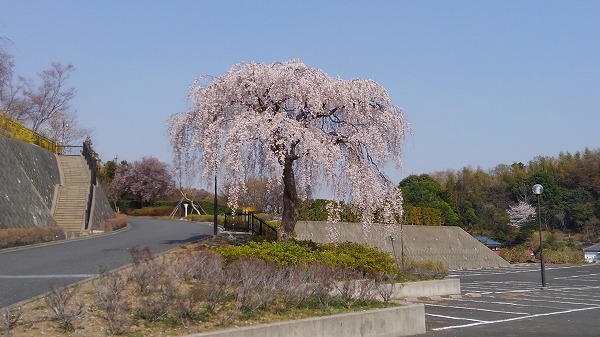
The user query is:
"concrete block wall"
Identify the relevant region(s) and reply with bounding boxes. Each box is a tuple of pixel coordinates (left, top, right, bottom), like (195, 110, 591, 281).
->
(296, 221, 510, 270)
(0, 136, 59, 228)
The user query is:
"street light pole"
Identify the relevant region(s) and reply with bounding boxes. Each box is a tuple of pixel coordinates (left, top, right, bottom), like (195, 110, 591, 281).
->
(213, 174, 218, 236)
(400, 222, 405, 269)
(532, 184, 546, 289)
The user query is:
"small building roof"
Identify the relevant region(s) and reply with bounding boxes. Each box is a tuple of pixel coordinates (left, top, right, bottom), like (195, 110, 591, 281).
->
(475, 236, 502, 246)
(583, 243, 600, 252)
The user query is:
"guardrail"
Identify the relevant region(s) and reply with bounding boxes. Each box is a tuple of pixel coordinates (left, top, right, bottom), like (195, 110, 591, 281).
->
(223, 212, 277, 237)
(56, 145, 83, 156)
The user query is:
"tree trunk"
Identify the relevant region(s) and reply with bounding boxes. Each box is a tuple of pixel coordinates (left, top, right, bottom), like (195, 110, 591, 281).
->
(279, 156, 298, 241)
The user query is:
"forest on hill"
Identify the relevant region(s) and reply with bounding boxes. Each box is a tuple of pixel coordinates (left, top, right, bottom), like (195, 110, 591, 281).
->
(400, 148, 600, 246)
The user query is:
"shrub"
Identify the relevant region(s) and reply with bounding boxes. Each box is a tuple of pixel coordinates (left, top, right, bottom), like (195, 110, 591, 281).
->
(217, 240, 399, 276)
(217, 241, 312, 266)
(544, 247, 585, 264)
(225, 258, 281, 311)
(0, 227, 66, 249)
(187, 214, 225, 226)
(317, 242, 398, 275)
(127, 247, 167, 295)
(44, 285, 84, 332)
(277, 264, 314, 307)
(1, 306, 22, 334)
(101, 213, 127, 232)
(500, 246, 532, 263)
(375, 272, 399, 303)
(404, 258, 448, 278)
(127, 206, 174, 217)
(93, 270, 130, 335)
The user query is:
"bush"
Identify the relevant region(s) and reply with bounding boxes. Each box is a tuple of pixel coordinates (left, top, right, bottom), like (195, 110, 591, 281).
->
(127, 206, 174, 217)
(500, 246, 532, 263)
(101, 213, 127, 232)
(316, 242, 398, 275)
(217, 240, 399, 276)
(187, 214, 225, 226)
(404, 258, 448, 278)
(544, 247, 585, 264)
(1, 306, 22, 333)
(45, 285, 84, 332)
(218, 241, 312, 266)
(93, 270, 130, 335)
(500, 243, 584, 264)
(0, 227, 66, 249)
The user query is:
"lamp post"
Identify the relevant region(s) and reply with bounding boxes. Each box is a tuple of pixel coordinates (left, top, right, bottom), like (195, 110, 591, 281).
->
(532, 183, 546, 289)
(400, 222, 405, 269)
(213, 174, 218, 236)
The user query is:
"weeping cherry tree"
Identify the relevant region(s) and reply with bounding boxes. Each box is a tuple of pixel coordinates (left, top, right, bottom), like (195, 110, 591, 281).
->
(168, 60, 409, 241)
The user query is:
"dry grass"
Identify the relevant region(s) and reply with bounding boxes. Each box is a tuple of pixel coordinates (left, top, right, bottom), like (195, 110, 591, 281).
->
(100, 213, 127, 232)
(0, 227, 66, 249)
(3, 237, 399, 337)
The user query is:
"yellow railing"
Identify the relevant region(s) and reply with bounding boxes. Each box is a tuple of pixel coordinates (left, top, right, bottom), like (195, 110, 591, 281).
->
(0, 114, 58, 153)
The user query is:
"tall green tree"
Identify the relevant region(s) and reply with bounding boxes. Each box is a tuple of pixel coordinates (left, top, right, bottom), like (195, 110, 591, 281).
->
(399, 174, 459, 225)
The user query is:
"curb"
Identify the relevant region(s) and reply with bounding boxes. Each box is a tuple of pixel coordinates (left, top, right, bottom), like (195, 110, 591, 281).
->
(0, 223, 131, 255)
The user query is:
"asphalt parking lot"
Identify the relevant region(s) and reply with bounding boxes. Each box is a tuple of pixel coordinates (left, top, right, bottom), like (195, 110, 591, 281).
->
(419, 264, 600, 337)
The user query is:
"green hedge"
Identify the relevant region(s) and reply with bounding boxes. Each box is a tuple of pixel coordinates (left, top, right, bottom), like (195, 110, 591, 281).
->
(314, 242, 398, 274)
(126, 206, 174, 216)
(217, 241, 397, 275)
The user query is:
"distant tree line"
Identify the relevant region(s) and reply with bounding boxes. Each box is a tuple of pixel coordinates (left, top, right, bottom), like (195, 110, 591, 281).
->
(400, 148, 600, 245)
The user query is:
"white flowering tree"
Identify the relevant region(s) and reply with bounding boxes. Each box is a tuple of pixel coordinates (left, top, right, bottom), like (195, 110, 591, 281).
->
(168, 60, 408, 241)
(507, 200, 536, 228)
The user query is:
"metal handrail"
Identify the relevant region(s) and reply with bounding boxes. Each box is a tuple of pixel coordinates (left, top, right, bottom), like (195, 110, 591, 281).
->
(223, 212, 277, 237)
(82, 141, 97, 230)
(56, 145, 83, 156)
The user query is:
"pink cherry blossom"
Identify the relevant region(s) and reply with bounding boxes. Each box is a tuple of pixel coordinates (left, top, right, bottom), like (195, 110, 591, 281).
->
(168, 60, 409, 240)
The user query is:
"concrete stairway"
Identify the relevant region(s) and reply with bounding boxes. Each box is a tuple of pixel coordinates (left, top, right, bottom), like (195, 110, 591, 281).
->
(53, 155, 90, 234)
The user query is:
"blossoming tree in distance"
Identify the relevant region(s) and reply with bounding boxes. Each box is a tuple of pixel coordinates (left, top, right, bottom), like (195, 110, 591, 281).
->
(168, 60, 409, 241)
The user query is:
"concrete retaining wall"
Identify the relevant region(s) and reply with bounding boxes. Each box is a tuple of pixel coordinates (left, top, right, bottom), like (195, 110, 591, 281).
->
(392, 278, 460, 298)
(91, 184, 115, 230)
(0, 136, 114, 230)
(0, 136, 59, 228)
(296, 221, 510, 270)
(182, 304, 425, 337)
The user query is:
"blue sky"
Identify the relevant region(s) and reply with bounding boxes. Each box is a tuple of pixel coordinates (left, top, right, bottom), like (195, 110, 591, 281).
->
(2, 1, 599, 186)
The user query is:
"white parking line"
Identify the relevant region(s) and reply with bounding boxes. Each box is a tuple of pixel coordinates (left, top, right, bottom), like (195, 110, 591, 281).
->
(426, 303, 530, 315)
(452, 298, 532, 307)
(508, 296, 599, 307)
(432, 306, 600, 331)
(426, 313, 486, 323)
(449, 265, 585, 278)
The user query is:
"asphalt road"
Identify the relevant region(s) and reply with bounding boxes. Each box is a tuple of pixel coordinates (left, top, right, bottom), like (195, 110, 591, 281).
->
(0, 218, 214, 309)
(421, 264, 600, 337)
